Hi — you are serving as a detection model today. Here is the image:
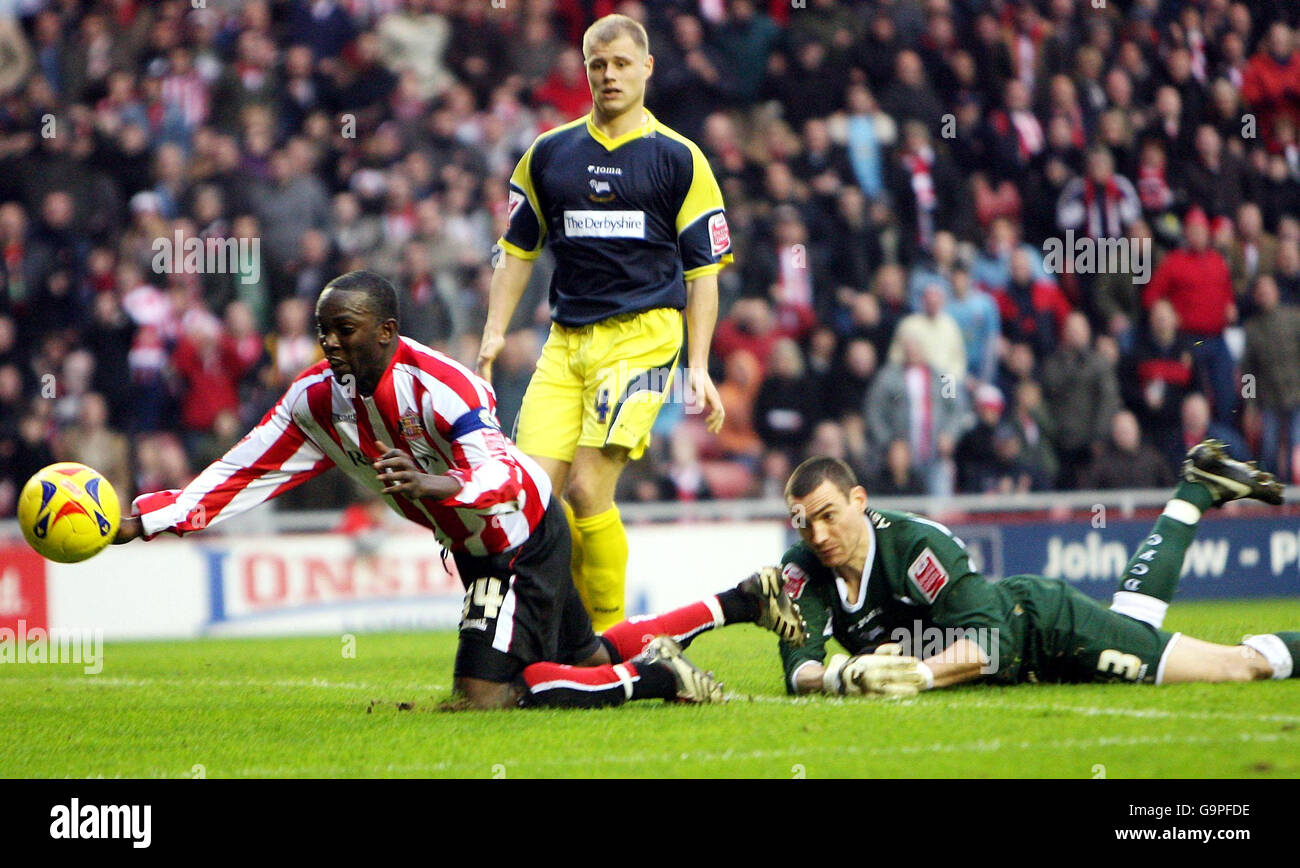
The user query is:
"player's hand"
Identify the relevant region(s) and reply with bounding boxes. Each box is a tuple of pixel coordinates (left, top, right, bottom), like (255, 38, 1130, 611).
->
(372, 443, 460, 501)
(477, 331, 505, 381)
(825, 646, 926, 697)
(688, 366, 725, 434)
(112, 516, 143, 545)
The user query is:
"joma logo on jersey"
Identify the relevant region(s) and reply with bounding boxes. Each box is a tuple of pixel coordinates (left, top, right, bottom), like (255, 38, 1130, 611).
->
(587, 165, 623, 175)
(563, 210, 646, 238)
(907, 547, 950, 603)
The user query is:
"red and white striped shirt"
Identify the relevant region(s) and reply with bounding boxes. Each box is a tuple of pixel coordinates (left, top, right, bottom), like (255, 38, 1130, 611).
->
(133, 337, 553, 556)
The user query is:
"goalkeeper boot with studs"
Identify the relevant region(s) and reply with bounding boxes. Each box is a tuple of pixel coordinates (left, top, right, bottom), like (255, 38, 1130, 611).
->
(739, 566, 809, 646)
(636, 636, 726, 704)
(1183, 439, 1284, 506)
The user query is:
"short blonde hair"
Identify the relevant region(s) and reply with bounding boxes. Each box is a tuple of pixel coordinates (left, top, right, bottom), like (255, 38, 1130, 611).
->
(583, 14, 649, 58)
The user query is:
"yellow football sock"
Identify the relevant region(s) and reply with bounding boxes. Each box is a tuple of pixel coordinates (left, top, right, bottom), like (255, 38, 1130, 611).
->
(561, 499, 590, 613)
(572, 505, 627, 632)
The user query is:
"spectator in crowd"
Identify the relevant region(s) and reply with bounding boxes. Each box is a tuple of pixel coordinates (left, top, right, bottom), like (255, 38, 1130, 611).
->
(865, 333, 961, 497)
(886, 120, 959, 263)
(1178, 391, 1249, 474)
(1120, 298, 1195, 467)
(56, 391, 131, 504)
(888, 283, 967, 386)
(712, 0, 781, 106)
(1008, 378, 1059, 489)
(1042, 312, 1121, 488)
(906, 229, 959, 309)
(1057, 146, 1141, 240)
(870, 438, 925, 498)
(170, 310, 251, 458)
(1142, 206, 1238, 426)
(1242, 274, 1300, 483)
(955, 383, 1007, 494)
(754, 338, 820, 464)
(1241, 21, 1300, 151)
(714, 349, 764, 467)
(1274, 238, 1300, 307)
(654, 427, 713, 503)
(991, 246, 1071, 362)
(946, 263, 1001, 385)
(1079, 410, 1175, 490)
(823, 337, 877, 425)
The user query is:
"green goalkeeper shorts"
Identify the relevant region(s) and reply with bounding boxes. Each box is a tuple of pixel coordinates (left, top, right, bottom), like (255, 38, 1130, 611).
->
(999, 575, 1179, 685)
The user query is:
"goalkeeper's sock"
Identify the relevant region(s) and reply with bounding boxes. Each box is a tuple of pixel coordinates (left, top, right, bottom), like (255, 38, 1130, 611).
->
(519, 660, 673, 707)
(1242, 632, 1300, 679)
(561, 499, 590, 613)
(573, 505, 628, 632)
(1110, 482, 1212, 628)
(600, 598, 725, 660)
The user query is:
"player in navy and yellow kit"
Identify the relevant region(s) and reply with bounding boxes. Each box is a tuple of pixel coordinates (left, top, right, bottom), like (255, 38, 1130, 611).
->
(478, 14, 731, 631)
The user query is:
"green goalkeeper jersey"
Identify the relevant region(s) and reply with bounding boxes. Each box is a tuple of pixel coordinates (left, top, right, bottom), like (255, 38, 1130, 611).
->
(778, 508, 1035, 692)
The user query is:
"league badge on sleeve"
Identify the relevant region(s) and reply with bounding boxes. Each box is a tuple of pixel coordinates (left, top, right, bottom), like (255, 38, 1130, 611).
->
(708, 212, 731, 257)
(907, 548, 950, 603)
(781, 562, 808, 600)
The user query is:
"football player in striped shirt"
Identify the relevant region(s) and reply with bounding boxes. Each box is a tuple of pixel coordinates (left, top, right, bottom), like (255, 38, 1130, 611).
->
(112, 271, 804, 708)
(478, 14, 732, 633)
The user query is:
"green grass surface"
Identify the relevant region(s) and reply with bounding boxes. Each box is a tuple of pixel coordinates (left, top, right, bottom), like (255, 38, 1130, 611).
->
(3, 599, 1299, 778)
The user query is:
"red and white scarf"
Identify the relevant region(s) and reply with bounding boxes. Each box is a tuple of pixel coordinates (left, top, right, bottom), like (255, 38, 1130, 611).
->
(1010, 110, 1044, 160)
(1083, 177, 1125, 238)
(907, 148, 937, 249)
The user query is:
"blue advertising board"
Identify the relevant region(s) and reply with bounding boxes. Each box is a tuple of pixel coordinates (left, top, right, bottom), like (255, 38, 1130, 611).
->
(949, 514, 1300, 601)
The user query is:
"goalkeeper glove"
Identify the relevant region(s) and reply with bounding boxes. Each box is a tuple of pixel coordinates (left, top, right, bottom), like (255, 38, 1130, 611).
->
(822, 644, 928, 697)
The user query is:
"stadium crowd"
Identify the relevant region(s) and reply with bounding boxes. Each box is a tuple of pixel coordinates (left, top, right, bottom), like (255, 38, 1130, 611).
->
(2, 0, 1300, 518)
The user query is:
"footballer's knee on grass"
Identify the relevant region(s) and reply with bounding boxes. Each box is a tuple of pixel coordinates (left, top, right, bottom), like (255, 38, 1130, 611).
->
(453, 676, 525, 710)
(565, 445, 630, 516)
(1159, 635, 1273, 684)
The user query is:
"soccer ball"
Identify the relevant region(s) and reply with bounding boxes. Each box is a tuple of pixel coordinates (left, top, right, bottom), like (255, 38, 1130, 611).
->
(17, 462, 121, 563)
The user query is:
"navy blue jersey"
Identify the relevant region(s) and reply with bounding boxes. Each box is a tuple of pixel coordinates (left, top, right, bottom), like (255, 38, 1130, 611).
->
(499, 110, 733, 326)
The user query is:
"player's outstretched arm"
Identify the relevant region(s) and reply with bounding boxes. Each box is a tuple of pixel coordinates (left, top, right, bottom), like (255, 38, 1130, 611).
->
(917, 637, 988, 689)
(477, 250, 535, 382)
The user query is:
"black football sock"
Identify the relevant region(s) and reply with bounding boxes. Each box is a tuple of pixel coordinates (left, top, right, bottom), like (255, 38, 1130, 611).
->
(717, 587, 760, 624)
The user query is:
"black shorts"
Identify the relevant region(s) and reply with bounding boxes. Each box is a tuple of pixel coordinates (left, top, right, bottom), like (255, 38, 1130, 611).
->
(451, 497, 602, 682)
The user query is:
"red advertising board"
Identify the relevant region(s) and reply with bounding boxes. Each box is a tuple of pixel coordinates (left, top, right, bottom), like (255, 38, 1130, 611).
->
(0, 545, 48, 632)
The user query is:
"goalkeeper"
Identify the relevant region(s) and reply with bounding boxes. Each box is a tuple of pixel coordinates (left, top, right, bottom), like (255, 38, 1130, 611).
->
(776, 446, 1300, 697)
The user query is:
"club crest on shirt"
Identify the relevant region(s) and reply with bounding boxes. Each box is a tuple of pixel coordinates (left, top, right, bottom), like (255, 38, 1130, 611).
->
(587, 178, 616, 203)
(399, 412, 423, 439)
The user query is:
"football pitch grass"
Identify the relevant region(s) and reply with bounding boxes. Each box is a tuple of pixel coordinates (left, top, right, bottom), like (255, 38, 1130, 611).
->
(4, 599, 1300, 779)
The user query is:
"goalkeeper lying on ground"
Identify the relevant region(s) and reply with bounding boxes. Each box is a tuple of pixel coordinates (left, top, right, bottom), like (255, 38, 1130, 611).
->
(772, 445, 1300, 697)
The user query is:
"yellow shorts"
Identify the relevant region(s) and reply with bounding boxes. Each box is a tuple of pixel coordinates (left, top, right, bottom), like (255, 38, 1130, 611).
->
(515, 307, 683, 463)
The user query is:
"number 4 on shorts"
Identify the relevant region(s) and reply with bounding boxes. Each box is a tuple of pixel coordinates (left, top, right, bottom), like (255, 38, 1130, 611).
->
(471, 577, 507, 619)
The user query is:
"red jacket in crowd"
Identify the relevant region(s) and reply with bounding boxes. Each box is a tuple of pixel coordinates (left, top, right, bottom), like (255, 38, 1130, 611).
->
(1241, 47, 1300, 149)
(1142, 248, 1235, 335)
(171, 334, 251, 432)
